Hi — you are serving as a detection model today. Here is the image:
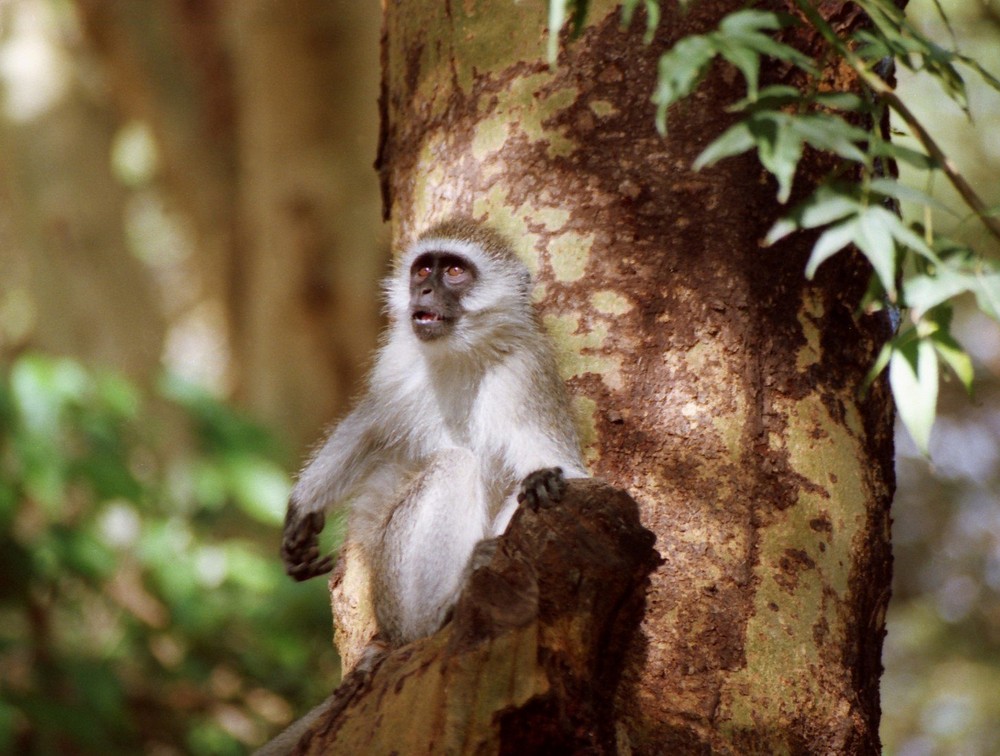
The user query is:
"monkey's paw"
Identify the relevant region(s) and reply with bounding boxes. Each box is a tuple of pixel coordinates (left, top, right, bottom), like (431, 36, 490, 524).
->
(281, 509, 333, 581)
(517, 467, 567, 511)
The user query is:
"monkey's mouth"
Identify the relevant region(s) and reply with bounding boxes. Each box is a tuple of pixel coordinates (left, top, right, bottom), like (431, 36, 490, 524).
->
(412, 310, 445, 324)
(411, 309, 454, 341)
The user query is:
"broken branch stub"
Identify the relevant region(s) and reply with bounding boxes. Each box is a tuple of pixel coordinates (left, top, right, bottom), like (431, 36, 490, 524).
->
(295, 479, 659, 754)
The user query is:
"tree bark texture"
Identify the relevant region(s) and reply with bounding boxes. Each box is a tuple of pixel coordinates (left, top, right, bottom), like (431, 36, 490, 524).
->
(297, 481, 658, 754)
(326, 1, 896, 753)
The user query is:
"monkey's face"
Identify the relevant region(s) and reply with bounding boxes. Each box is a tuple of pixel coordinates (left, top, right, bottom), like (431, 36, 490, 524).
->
(409, 252, 478, 341)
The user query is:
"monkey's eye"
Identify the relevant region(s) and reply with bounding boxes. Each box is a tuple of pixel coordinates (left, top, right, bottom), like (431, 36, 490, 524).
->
(415, 266, 432, 280)
(445, 265, 465, 278)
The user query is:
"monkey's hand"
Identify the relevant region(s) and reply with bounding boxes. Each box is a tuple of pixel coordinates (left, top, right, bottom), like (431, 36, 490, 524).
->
(281, 507, 333, 581)
(517, 467, 567, 511)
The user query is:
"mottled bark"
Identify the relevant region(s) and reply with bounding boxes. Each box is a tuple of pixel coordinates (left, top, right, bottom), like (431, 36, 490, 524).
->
(319, 1, 895, 754)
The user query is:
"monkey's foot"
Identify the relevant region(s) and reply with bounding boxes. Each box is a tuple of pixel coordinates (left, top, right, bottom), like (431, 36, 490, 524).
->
(517, 467, 566, 511)
(281, 510, 333, 581)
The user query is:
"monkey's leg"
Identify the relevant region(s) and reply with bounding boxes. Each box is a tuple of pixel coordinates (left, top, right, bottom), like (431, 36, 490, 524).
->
(371, 448, 490, 645)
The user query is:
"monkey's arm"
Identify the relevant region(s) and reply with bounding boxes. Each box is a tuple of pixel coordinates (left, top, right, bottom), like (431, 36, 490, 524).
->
(492, 425, 588, 534)
(282, 400, 389, 580)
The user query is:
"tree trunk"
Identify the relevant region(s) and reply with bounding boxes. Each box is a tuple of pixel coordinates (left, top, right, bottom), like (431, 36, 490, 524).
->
(73, 0, 386, 446)
(319, 1, 895, 753)
(0, 18, 164, 379)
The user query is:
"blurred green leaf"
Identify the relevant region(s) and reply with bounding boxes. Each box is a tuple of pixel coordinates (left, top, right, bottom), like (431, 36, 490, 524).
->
(904, 267, 977, 315)
(805, 218, 861, 280)
(766, 185, 861, 244)
(547, 0, 591, 64)
(692, 120, 756, 171)
(51, 526, 117, 581)
(10, 355, 88, 434)
(869, 141, 938, 171)
(0, 700, 15, 752)
(972, 270, 1000, 320)
(225, 456, 290, 526)
(225, 542, 282, 593)
(868, 178, 952, 214)
(621, 0, 660, 43)
(653, 36, 716, 134)
(889, 336, 939, 455)
(548, 0, 568, 64)
(930, 330, 974, 396)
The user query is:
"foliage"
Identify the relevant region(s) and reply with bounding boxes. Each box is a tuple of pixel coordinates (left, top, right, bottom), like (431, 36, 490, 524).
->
(0, 354, 340, 754)
(548, 0, 1000, 453)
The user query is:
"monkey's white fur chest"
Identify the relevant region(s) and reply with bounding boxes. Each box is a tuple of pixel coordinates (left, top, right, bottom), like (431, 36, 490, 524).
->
(282, 220, 587, 648)
(377, 331, 524, 478)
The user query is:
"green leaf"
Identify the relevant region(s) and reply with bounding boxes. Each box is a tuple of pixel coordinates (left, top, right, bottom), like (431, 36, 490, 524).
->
(868, 178, 952, 214)
(548, 0, 568, 65)
(903, 267, 976, 314)
(876, 207, 938, 262)
(856, 0, 971, 113)
(961, 53, 1000, 95)
(802, 205, 925, 297)
(622, 0, 660, 43)
(814, 92, 866, 111)
(972, 269, 1000, 320)
(930, 329, 974, 395)
(853, 31, 892, 63)
(715, 38, 763, 98)
(570, 0, 590, 36)
(729, 84, 801, 112)
(889, 337, 939, 455)
(710, 10, 816, 100)
(862, 340, 894, 394)
(10, 355, 89, 434)
(766, 185, 861, 244)
(852, 207, 898, 295)
(869, 141, 938, 171)
(692, 121, 756, 170)
(718, 8, 786, 35)
(805, 218, 859, 279)
(226, 456, 291, 525)
(789, 115, 869, 164)
(753, 114, 802, 203)
(622, 0, 641, 26)
(653, 36, 716, 133)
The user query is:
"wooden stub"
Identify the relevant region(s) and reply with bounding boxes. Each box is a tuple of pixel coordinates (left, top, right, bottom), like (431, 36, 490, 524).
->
(294, 479, 659, 753)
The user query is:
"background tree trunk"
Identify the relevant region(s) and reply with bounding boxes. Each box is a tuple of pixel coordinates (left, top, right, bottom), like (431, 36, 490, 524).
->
(327, 1, 895, 752)
(0, 11, 164, 379)
(71, 0, 386, 446)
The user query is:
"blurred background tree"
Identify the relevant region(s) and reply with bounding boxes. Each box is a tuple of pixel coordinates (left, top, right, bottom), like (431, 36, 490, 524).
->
(0, 0, 996, 753)
(882, 0, 1000, 753)
(0, 0, 383, 752)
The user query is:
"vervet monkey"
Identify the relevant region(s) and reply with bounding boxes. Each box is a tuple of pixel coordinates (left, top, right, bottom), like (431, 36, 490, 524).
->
(281, 217, 587, 646)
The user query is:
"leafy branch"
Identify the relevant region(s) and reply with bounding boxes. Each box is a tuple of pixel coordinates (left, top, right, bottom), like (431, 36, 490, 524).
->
(547, 0, 1000, 454)
(792, 0, 1000, 242)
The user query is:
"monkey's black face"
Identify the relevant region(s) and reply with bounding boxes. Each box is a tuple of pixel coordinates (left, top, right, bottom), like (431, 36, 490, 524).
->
(409, 252, 477, 341)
